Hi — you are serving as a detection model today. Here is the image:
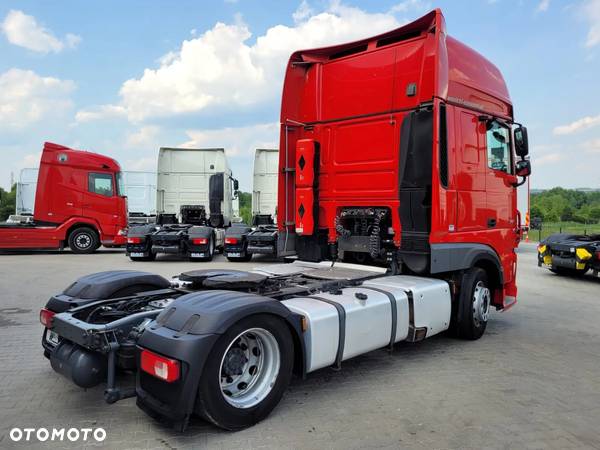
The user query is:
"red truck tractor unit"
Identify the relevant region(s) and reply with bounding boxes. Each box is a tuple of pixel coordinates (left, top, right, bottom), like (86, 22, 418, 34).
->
(0, 142, 128, 253)
(278, 9, 531, 310)
(39, 10, 530, 431)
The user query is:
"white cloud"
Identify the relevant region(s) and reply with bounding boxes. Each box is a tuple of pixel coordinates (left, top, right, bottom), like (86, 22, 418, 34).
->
(1, 10, 81, 53)
(0, 68, 75, 130)
(21, 151, 42, 168)
(122, 156, 157, 172)
(181, 122, 279, 190)
(536, 0, 550, 12)
(583, 138, 600, 153)
(536, 153, 564, 165)
(553, 114, 600, 135)
(125, 126, 161, 149)
(181, 122, 278, 157)
(293, 1, 314, 23)
(390, 0, 431, 14)
(75, 104, 127, 123)
(85, 1, 427, 123)
(583, 0, 600, 47)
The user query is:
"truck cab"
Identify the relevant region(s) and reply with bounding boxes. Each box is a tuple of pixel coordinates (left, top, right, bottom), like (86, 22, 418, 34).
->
(156, 147, 235, 227)
(0, 142, 128, 253)
(126, 147, 239, 261)
(224, 149, 279, 261)
(277, 9, 531, 310)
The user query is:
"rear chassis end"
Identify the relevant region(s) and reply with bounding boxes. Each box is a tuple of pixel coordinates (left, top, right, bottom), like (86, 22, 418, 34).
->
(538, 233, 600, 275)
(247, 225, 278, 255)
(43, 287, 178, 401)
(224, 223, 278, 260)
(223, 224, 252, 258)
(41, 269, 175, 400)
(126, 224, 215, 260)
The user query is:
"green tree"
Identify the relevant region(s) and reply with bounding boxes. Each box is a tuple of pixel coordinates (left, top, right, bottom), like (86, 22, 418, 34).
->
(530, 188, 600, 224)
(589, 206, 600, 221)
(0, 184, 17, 221)
(237, 191, 252, 225)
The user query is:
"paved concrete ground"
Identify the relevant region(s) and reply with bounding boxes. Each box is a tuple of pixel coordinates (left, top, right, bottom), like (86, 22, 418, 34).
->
(0, 244, 599, 449)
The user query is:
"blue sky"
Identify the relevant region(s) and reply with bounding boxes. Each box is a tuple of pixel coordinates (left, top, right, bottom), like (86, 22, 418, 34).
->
(1, 0, 599, 191)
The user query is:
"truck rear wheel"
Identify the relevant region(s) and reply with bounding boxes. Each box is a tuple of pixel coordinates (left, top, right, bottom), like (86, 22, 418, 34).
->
(195, 314, 294, 430)
(454, 267, 490, 340)
(68, 227, 100, 254)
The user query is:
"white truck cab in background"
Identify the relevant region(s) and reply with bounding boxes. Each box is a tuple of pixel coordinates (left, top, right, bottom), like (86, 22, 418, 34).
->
(157, 147, 235, 227)
(252, 149, 279, 224)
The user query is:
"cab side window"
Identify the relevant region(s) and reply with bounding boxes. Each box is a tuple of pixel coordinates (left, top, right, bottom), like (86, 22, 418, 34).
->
(486, 122, 511, 174)
(89, 173, 114, 196)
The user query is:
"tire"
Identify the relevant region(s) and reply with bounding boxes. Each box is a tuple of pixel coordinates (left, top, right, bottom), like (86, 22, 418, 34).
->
(454, 267, 491, 340)
(129, 252, 156, 262)
(68, 227, 100, 254)
(195, 314, 294, 430)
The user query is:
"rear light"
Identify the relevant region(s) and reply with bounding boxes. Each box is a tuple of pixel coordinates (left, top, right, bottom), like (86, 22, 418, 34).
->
(140, 349, 180, 382)
(596, 251, 600, 260)
(127, 237, 142, 244)
(39, 308, 56, 328)
(225, 237, 238, 245)
(191, 237, 208, 245)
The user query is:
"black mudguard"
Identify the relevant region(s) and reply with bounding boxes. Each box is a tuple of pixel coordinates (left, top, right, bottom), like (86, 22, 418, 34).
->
(135, 290, 305, 430)
(224, 224, 252, 254)
(225, 225, 252, 239)
(127, 224, 157, 238)
(46, 270, 171, 313)
(188, 226, 214, 239)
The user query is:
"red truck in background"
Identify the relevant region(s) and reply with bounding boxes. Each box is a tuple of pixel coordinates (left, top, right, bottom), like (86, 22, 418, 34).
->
(0, 142, 128, 253)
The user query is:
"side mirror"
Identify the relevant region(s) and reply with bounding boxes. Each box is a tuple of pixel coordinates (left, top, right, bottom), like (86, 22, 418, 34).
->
(233, 179, 239, 191)
(514, 126, 529, 158)
(515, 159, 531, 177)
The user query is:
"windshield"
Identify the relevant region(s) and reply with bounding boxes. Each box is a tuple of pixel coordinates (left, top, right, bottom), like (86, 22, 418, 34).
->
(116, 172, 126, 196)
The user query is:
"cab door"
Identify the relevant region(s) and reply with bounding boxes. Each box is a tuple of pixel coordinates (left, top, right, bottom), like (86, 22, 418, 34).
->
(83, 172, 120, 230)
(455, 109, 488, 232)
(484, 121, 516, 232)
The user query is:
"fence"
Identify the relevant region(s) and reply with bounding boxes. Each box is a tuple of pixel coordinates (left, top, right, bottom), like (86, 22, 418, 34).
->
(528, 221, 600, 242)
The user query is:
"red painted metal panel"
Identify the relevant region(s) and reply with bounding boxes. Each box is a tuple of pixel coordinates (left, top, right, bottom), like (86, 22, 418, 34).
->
(277, 9, 520, 306)
(295, 187, 314, 236)
(295, 139, 316, 188)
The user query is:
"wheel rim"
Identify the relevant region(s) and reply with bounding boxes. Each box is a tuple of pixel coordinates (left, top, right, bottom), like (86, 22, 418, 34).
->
(75, 233, 92, 250)
(219, 327, 280, 409)
(472, 280, 491, 327)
